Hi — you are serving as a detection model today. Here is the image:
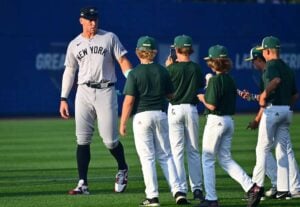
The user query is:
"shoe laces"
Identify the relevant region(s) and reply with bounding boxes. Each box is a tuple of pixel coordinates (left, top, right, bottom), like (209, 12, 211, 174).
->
(116, 169, 127, 184)
(75, 179, 88, 192)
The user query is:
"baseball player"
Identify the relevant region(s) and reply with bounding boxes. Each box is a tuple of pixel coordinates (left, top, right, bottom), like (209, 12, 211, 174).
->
(59, 6, 132, 195)
(197, 45, 262, 207)
(250, 36, 299, 200)
(165, 35, 204, 200)
(242, 46, 300, 199)
(119, 36, 188, 206)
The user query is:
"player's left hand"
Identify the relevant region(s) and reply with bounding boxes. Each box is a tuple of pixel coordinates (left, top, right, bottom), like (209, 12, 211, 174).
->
(247, 120, 259, 130)
(60, 101, 70, 119)
(119, 125, 126, 136)
(165, 56, 173, 67)
(197, 94, 205, 103)
(259, 91, 267, 107)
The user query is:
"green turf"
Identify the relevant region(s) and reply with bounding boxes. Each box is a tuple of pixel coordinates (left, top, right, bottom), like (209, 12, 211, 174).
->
(0, 114, 299, 207)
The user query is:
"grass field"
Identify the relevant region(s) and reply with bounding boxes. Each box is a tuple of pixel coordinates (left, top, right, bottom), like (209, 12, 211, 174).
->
(0, 114, 300, 207)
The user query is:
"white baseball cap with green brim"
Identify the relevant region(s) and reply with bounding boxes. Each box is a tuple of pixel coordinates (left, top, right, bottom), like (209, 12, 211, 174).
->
(245, 46, 264, 61)
(256, 36, 280, 50)
(204, 45, 228, 60)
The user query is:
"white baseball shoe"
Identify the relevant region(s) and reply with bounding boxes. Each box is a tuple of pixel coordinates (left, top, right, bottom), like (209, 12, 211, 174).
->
(139, 197, 160, 207)
(265, 186, 277, 198)
(114, 169, 128, 192)
(68, 179, 90, 195)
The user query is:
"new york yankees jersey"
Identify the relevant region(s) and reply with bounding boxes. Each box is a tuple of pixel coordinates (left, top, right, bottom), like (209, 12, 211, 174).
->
(64, 29, 127, 84)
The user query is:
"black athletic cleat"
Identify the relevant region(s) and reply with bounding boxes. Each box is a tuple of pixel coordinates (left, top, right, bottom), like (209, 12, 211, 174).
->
(175, 191, 190, 205)
(276, 191, 292, 200)
(139, 197, 160, 207)
(247, 184, 263, 207)
(193, 189, 204, 200)
(197, 199, 219, 207)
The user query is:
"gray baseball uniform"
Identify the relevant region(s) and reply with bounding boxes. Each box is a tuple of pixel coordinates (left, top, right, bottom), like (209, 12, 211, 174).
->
(63, 29, 126, 147)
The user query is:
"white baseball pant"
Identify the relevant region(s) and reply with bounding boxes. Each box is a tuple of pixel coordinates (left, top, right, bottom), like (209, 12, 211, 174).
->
(252, 105, 291, 191)
(168, 103, 203, 193)
(202, 114, 253, 201)
(133, 110, 182, 198)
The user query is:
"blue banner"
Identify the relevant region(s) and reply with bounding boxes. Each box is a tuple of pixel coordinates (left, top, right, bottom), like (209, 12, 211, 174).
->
(1, 1, 299, 116)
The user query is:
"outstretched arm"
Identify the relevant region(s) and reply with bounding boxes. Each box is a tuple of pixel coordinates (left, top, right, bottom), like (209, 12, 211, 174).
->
(197, 94, 216, 111)
(259, 77, 281, 107)
(120, 95, 135, 136)
(247, 107, 264, 130)
(118, 55, 133, 78)
(60, 66, 77, 119)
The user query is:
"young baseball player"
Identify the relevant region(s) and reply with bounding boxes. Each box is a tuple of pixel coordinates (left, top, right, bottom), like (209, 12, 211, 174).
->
(250, 36, 299, 200)
(242, 46, 300, 199)
(59, 6, 132, 195)
(165, 35, 204, 200)
(197, 45, 262, 207)
(119, 36, 188, 206)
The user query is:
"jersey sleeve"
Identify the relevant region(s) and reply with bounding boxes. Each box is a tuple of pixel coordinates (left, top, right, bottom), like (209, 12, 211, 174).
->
(265, 62, 280, 84)
(123, 72, 137, 96)
(205, 77, 218, 106)
(64, 42, 79, 69)
(163, 68, 174, 95)
(111, 33, 128, 60)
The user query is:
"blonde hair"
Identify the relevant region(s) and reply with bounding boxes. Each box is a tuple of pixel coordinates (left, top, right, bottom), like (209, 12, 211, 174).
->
(206, 58, 232, 73)
(136, 49, 157, 61)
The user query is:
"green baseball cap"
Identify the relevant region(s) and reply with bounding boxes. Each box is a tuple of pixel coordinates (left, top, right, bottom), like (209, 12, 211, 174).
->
(245, 46, 264, 61)
(256, 36, 280, 50)
(173, 35, 192, 48)
(136, 36, 157, 51)
(204, 45, 228, 60)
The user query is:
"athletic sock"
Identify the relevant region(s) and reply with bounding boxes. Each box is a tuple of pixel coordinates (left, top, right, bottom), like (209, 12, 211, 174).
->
(77, 144, 90, 185)
(109, 141, 128, 170)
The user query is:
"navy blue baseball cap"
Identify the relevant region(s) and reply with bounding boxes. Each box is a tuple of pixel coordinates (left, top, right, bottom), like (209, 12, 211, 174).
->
(80, 6, 99, 20)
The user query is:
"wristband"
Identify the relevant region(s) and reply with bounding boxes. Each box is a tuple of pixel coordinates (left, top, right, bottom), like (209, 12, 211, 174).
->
(61, 97, 68, 101)
(123, 69, 132, 78)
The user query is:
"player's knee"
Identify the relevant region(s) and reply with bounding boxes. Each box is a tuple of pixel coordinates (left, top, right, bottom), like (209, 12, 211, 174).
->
(218, 155, 232, 167)
(104, 140, 119, 149)
(76, 135, 92, 145)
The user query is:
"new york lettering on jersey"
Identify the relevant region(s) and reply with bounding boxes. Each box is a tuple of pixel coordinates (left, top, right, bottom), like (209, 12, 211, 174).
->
(76, 45, 108, 61)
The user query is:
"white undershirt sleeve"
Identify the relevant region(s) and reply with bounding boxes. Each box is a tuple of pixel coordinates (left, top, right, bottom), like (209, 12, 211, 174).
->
(61, 66, 77, 98)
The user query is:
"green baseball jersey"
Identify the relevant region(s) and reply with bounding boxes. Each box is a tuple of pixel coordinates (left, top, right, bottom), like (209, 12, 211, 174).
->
(262, 59, 298, 105)
(123, 63, 174, 114)
(167, 61, 204, 105)
(204, 73, 236, 115)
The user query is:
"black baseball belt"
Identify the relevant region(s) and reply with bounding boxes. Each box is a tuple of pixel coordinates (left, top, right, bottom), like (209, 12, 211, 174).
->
(85, 82, 115, 89)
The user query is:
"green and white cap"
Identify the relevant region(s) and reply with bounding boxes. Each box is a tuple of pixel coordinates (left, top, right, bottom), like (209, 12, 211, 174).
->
(256, 36, 280, 50)
(204, 45, 228, 60)
(245, 46, 264, 61)
(136, 36, 157, 51)
(173, 35, 192, 48)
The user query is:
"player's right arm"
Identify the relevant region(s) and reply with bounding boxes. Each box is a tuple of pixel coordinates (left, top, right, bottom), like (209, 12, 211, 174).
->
(247, 107, 264, 130)
(119, 95, 135, 136)
(60, 66, 77, 119)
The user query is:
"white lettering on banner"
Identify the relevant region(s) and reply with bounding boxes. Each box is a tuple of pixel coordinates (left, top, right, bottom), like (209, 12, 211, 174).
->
(36, 53, 65, 71)
(235, 53, 300, 71)
(235, 54, 252, 70)
(281, 53, 300, 70)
